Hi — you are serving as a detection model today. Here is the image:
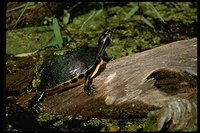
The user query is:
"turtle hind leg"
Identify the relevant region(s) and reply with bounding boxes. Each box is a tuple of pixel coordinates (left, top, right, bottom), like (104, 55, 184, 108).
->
(28, 90, 46, 113)
(84, 73, 95, 95)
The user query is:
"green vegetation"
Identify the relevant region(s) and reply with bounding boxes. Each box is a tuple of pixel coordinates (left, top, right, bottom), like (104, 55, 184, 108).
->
(7, 2, 197, 58)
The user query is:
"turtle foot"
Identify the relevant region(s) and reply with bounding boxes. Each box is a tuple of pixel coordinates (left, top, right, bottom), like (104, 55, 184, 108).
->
(28, 97, 43, 113)
(28, 91, 46, 113)
(84, 85, 95, 95)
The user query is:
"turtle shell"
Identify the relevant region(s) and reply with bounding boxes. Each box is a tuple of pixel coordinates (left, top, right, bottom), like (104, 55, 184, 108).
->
(38, 46, 98, 90)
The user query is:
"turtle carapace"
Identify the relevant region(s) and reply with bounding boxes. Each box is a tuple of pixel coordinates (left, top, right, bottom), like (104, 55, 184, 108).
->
(28, 30, 113, 113)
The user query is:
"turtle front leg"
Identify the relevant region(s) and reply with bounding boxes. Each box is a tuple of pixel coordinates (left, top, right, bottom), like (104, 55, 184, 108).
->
(84, 73, 94, 95)
(28, 90, 46, 113)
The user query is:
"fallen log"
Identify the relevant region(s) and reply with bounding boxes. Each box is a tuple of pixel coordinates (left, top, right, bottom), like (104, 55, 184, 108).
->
(13, 37, 197, 120)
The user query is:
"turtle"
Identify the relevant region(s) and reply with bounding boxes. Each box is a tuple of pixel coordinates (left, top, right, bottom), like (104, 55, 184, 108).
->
(28, 30, 113, 113)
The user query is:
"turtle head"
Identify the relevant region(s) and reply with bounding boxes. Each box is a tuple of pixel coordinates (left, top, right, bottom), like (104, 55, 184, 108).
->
(96, 30, 113, 60)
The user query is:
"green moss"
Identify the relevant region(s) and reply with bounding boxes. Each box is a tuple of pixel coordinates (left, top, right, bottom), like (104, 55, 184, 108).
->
(37, 113, 55, 122)
(53, 49, 66, 55)
(31, 59, 44, 88)
(83, 118, 101, 126)
(53, 120, 64, 127)
(32, 79, 41, 88)
(152, 2, 197, 24)
(143, 118, 157, 131)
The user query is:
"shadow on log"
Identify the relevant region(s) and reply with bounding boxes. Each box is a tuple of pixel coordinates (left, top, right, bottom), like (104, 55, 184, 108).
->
(11, 37, 197, 121)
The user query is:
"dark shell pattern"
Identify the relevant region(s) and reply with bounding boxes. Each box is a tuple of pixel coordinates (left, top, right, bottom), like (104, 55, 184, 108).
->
(38, 46, 97, 90)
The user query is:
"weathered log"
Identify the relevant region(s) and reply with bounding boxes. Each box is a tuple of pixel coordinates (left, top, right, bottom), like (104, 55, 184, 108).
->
(14, 37, 197, 119)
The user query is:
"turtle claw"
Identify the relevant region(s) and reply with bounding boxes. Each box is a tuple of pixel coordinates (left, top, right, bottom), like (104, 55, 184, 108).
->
(84, 85, 95, 95)
(28, 91, 45, 113)
(28, 98, 43, 113)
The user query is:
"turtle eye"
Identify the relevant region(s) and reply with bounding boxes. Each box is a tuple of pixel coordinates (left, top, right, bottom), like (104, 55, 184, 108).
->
(98, 30, 113, 48)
